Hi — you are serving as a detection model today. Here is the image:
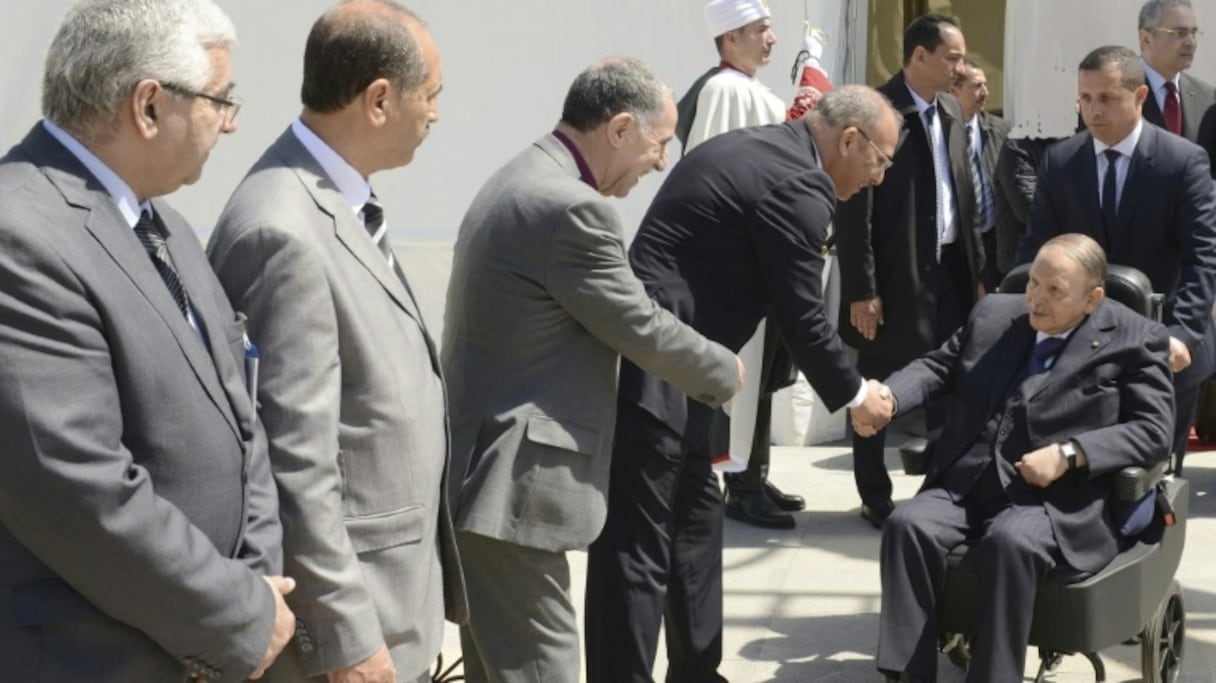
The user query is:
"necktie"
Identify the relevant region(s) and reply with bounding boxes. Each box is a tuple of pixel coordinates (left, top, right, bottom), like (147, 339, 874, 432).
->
(362, 193, 394, 270)
(1101, 149, 1121, 240)
(133, 210, 190, 319)
(966, 123, 993, 229)
(1164, 81, 1182, 135)
(1029, 336, 1068, 375)
(924, 105, 945, 260)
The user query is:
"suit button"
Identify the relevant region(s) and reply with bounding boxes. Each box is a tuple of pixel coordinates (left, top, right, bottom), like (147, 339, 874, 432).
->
(299, 641, 315, 654)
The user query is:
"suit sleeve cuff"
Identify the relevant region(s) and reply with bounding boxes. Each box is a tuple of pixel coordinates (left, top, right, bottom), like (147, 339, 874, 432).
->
(847, 380, 868, 409)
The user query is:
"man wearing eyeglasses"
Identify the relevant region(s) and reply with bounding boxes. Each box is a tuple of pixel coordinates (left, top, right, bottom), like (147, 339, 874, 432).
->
(834, 14, 985, 531)
(587, 84, 900, 683)
(0, 1, 294, 681)
(1138, 0, 1216, 171)
(209, 2, 466, 682)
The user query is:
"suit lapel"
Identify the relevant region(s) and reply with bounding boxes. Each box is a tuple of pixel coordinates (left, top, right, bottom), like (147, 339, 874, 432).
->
(1029, 302, 1114, 401)
(1142, 83, 1166, 129)
(156, 201, 252, 439)
(1069, 137, 1106, 248)
(1113, 127, 1154, 253)
(272, 132, 425, 326)
(1180, 73, 1203, 141)
(986, 315, 1035, 412)
(34, 140, 244, 443)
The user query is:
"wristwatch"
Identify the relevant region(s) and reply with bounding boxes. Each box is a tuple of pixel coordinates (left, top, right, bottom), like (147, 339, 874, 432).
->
(1059, 440, 1079, 471)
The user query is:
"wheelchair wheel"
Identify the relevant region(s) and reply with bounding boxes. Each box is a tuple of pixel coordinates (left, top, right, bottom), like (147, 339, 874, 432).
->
(1141, 579, 1185, 683)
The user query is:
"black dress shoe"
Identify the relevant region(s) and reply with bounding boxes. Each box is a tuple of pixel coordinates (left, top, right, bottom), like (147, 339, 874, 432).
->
(764, 480, 805, 512)
(860, 500, 895, 529)
(725, 491, 796, 529)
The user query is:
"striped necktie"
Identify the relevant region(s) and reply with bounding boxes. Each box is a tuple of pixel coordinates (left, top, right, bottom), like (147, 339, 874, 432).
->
(133, 210, 190, 319)
(966, 122, 994, 229)
(362, 193, 394, 269)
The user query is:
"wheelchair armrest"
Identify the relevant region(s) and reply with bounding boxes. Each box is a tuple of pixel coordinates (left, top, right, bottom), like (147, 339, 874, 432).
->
(1112, 460, 1168, 502)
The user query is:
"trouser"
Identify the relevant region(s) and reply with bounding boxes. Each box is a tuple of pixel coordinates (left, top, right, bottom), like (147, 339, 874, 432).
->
(722, 316, 793, 496)
(876, 467, 1062, 682)
(850, 353, 903, 507)
(456, 531, 579, 683)
(982, 229, 1003, 291)
(1173, 374, 1201, 476)
(585, 403, 727, 683)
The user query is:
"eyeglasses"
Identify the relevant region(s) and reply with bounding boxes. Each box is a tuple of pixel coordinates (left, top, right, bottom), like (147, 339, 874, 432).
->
(1152, 26, 1203, 40)
(161, 82, 242, 124)
(855, 127, 894, 171)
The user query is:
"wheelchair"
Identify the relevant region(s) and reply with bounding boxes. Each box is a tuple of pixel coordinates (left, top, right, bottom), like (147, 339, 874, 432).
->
(897, 263, 1188, 683)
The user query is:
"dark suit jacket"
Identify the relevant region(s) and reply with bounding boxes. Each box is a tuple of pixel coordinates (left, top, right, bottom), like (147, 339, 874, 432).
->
(1142, 70, 1216, 174)
(887, 295, 1174, 573)
(1017, 123, 1216, 386)
(620, 120, 862, 443)
(835, 71, 984, 362)
(975, 111, 1011, 201)
(993, 137, 1059, 274)
(0, 123, 280, 681)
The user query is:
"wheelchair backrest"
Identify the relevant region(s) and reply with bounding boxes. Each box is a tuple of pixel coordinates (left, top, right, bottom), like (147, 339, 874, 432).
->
(998, 263, 1156, 319)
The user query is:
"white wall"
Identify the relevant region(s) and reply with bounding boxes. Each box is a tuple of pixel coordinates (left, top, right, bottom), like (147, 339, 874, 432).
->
(1005, 0, 1216, 137)
(0, 0, 855, 242)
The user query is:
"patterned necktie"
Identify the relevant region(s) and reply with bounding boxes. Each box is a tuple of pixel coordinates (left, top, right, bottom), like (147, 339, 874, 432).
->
(1101, 149, 1121, 240)
(362, 193, 394, 270)
(1164, 81, 1182, 135)
(1029, 336, 1068, 375)
(133, 210, 190, 319)
(966, 122, 993, 229)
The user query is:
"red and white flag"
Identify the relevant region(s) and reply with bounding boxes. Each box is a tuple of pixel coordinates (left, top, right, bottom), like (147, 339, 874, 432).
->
(787, 22, 832, 120)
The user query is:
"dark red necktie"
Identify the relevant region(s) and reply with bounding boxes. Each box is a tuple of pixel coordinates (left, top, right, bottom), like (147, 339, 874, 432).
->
(1164, 81, 1182, 135)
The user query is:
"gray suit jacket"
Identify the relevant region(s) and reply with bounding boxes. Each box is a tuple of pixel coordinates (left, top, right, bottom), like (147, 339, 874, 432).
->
(442, 133, 737, 553)
(0, 123, 280, 682)
(209, 127, 466, 680)
(1142, 70, 1216, 174)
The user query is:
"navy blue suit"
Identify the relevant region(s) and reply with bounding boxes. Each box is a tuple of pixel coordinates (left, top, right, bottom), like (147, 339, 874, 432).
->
(1017, 123, 1216, 467)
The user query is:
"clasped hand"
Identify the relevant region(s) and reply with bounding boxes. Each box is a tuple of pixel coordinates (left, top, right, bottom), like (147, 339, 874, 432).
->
(851, 379, 895, 437)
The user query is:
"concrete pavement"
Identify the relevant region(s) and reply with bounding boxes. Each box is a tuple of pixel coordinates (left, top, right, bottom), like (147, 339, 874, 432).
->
(440, 437, 1216, 682)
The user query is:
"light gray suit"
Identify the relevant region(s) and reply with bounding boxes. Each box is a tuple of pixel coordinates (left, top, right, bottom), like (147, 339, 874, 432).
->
(0, 123, 281, 682)
(208, 127, 466, 682)
(442, 133, 737, 682)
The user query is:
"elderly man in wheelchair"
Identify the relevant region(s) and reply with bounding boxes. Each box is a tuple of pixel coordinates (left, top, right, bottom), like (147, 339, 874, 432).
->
(856, 234, 1186, 683)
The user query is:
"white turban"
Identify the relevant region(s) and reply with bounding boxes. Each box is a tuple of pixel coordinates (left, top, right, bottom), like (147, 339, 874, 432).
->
(704, 0, 771, 38)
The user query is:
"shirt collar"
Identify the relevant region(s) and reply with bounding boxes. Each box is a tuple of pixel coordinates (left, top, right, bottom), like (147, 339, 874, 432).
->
(1092, 118, 1144, 158)
(551, 129, 598, 190)
(906, 84, 937, 116)
(1142, 59, 1179, 96)
(291, 117, 371, 215)
(42, 119, 148, 228)
(1035, 326, 1077, 344)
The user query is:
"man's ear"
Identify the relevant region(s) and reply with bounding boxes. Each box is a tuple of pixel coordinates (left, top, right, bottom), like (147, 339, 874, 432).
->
(606, 111, 634, 148)
(131, 79, 161, 140)
(1133, 83, 1150, 109)
(362, 78, 393, 126)
(1086, 285, 1106, 312)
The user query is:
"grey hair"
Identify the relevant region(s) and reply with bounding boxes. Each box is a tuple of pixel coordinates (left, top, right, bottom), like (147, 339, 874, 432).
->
(42, 0, 237, 139)
(807, 84, 902, 136)
(560, 57, 672, 134)
(1043, 233, 1108, 290)
(1139, 0, 1193, 30)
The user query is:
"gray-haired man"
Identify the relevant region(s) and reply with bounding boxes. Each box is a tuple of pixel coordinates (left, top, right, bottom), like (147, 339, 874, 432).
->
(442, 57, 742, 683)
(0, 1, 294, 680)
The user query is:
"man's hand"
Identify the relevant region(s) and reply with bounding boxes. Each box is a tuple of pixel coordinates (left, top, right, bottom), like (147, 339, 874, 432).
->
(1014, 443, 1069, 487)
(327, 645, 396, 683)
(850, 298, 883, 341)
(1168, 336, 1192, 373)
(851, 379, 894, 437)
(735, 355, 746, 394)
(249, 576, 297, 680)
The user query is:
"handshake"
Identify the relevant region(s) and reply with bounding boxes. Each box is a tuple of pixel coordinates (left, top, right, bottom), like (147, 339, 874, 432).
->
(851, 379, 895, 437)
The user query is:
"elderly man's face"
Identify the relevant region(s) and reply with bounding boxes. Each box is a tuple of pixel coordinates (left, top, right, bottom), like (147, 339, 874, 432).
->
(601, 96, 676, 198)
(1077, 65, 1147, 146)
(1141, 4, 1200, 77)
(155, 46, 238, 194)
(1025, 245, 1104, 335)
(832, 109, 899, 200)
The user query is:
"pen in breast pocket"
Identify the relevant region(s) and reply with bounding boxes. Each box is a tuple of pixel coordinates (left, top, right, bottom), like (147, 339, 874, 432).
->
(237, 312, 259, 405)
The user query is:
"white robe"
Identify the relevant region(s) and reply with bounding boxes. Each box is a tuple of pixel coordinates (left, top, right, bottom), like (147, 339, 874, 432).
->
(683, 69, 786, 472)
